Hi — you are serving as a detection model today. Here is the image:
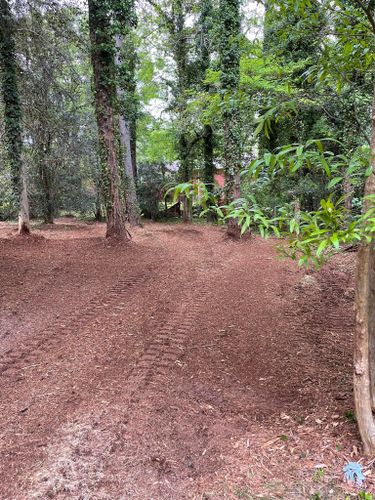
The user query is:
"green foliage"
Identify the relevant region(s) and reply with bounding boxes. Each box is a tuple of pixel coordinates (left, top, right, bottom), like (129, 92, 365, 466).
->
(167, 180, 215, 209)
(0, 168, 14, 220)
(241, 143, 374, 266)
(137, 116, 176, 165)
(310, 493, 322, 500)
(0, 0, 23, 204)
(20, 4, 99, 221)
(138, 163, 176, 220)
(312, 467, 325, 482)
(358, 492, 373, 500)
(345, 410, 357, 422)
(171, 136, 375, 267)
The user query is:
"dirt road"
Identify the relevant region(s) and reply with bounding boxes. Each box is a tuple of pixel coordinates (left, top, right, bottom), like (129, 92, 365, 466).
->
(0, 220, 361, 498)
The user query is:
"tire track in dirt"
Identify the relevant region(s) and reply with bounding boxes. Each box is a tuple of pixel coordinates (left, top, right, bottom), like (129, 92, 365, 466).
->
(0, 271, 152, 377)
(26, 251, 218, 499)
(0, 225, 360, 499)
(1, 227, 225, 498)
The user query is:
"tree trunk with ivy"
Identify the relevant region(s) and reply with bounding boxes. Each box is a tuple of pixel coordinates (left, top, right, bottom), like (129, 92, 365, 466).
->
(173, 0, 191, 222)
(354, 83, 375, 455)
(218, 0, 242, 237)
(0, 0, 31, 235)
(115, 33, 142, 227)
(198, 0, 215, 189)
(88, 0, 128, 239)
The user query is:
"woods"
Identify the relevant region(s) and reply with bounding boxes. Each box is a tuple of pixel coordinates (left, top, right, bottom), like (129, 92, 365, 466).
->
(1, 0, 375, 497)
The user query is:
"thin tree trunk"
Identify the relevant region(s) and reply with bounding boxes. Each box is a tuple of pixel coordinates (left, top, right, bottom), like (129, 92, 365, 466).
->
(19, 170, 31, 234)
(88, 0, 129, 240)
(38, 139, 54, 224)
(179, 132, 192, 222)
(199, 0, 214, 188)
(203, 124, 216, 223)
(182, 195, 192, 223)
(119, 113, 142, 226)
(115, 34, 141, 227)
(198, 0, 215, 223)
(172, 0, 191, 222)
(95, 182, 103, 221)
(344, 176, 353, 211)
(354, 85, 375, 454)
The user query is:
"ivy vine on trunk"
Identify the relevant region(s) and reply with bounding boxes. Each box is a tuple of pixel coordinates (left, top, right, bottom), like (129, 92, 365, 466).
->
(218, 0, 242, 237)
(0, 0, 30, 235)
(88, 0, 129, 239)
(115, 33, 142, 227)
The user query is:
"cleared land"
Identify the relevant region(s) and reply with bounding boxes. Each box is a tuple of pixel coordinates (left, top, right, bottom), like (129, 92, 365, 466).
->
(0, 219, 365, 498)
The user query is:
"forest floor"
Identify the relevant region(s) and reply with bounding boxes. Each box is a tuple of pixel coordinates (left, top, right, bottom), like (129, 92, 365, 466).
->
(0, 217, 370, 499)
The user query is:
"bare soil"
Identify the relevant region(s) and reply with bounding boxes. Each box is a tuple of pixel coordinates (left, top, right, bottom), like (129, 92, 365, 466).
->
(0, 218, 370, 499)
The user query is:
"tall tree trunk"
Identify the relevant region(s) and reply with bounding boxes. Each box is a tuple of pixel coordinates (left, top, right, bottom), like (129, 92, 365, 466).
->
(88, 0, 129, 240)
(344, 176, 353, 211)
(198, 0, 214, 188)
(37, 136, 54, 224)
(179, 133, 192, 222)
(0, 0, 31, 235)
(218, 0, 242, 237)
(119, 114, 141, 226)
(197, 0, 215, 222)
(115, 34, 142, 227)
(19, 172, 30, 234)
(354, 85, 375, 454)
(203, 124, 216, 223)
(172, 0, 191, 222)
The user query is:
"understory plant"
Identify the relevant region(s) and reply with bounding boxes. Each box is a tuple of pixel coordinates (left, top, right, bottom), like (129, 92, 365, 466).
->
(171, 140, 374, 267)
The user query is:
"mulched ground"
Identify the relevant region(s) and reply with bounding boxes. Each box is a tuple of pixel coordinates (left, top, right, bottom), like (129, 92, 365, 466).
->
(0, 218, 370, 499)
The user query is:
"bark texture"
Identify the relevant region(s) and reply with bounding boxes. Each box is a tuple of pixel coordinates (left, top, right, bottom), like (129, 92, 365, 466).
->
(19, 173, 31, 234)
(115, 35, 141, 227)
(88, 0, 128, 239)
(354, 85, 375, 454)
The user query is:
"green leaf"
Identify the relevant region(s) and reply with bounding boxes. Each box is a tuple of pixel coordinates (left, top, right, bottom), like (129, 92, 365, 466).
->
(254, 121, 264, 137)
(327, 177, 343, 189)
(320, 156, 331, 177)
(331, 233, 340, 250)
(316, 239, 328, 257)
(365, 166, 373, 177)
(316, 140, 324, 153)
